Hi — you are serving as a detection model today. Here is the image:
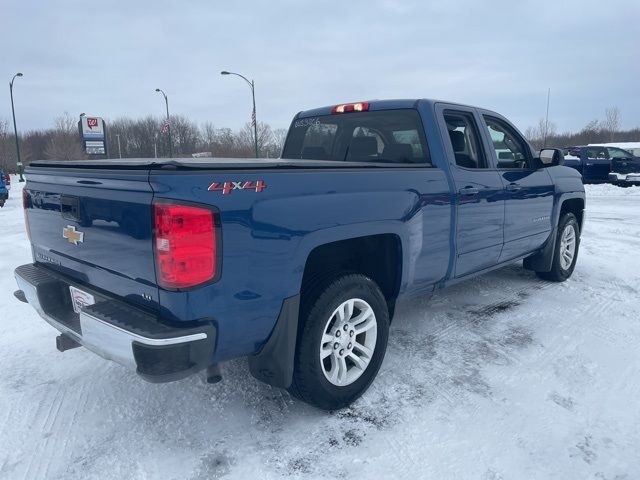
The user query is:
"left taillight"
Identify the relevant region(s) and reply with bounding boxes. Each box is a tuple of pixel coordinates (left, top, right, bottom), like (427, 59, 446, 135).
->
(153, 201, 220, 290)
(23, 189, 31, 241)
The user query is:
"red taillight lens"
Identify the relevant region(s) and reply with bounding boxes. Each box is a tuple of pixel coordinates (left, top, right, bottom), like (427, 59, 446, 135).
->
(331, 102, 370, 114)
(153, 201, 219, 289)
(23, 189, 31, 241)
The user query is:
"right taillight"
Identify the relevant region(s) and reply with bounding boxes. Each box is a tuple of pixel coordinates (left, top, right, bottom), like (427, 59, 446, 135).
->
(153, 200, 220, 290)
(23, 189, 31, 241)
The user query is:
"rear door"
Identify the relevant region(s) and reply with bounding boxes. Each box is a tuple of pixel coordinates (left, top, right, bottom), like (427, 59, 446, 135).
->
(436, 105, 505, 277)
(480, 115, 554, 261)
(25, 167, 158, 311)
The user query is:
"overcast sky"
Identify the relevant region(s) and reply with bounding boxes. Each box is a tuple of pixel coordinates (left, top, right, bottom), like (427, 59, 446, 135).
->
(2, 0, 639, 134)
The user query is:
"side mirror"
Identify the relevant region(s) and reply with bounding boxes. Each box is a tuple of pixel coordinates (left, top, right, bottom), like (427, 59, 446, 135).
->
(537, 148, 564, 168)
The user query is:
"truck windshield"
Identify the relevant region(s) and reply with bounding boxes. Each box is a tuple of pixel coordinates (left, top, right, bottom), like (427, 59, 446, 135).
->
(282, 109, 431, 165)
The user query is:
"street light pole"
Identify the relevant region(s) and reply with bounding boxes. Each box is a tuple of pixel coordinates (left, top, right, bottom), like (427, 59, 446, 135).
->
(221, 71, 259, 158)
(116, 134, 122, 158)
(155, 88, 173, 158)
(9, 72, 25, 182)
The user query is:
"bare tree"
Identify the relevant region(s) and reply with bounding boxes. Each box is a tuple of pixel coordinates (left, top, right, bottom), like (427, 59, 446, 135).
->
(239, 121, 273, 157)
(0, 119, 16, 172)
(44, 112, 85, 160)
(524, 118, 557, 150)
(272, 128, 288, 157)
(604, 107, 620, 141)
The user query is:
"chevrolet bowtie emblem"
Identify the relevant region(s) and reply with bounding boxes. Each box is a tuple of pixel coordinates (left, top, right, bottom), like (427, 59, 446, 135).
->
(63, 225, 84, 245)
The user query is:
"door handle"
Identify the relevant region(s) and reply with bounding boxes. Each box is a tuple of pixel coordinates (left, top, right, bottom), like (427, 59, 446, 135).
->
(458, 186, 479, 195)
(505, 183, 521, 192)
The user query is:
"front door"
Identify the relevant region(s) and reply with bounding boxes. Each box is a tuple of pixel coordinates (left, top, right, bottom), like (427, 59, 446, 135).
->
(481, 115, 555, 261)
(583, 146, 611, 183)
(438, 107, 505, 277)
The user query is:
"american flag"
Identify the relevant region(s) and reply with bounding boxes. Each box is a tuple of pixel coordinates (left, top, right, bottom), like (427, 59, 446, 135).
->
(161, 119, 170, 134)
(251, 108, 256, 127)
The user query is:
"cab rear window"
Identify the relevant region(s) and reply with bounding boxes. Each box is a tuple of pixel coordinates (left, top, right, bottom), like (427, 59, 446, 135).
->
(282, 109, 431, 165)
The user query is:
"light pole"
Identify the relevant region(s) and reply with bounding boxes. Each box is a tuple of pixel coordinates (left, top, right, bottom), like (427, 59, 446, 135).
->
(221, 71, 258, 158)
(116, 134, 122, 158)
(155, 88, 173, 157)
(9, 72, 25, 182)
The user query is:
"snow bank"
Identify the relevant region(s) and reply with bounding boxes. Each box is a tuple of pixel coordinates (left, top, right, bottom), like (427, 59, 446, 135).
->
(585, 183, 640, 196)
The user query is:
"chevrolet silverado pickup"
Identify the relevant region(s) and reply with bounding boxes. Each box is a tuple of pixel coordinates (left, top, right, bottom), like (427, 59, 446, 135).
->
(14, 99, 585, 410)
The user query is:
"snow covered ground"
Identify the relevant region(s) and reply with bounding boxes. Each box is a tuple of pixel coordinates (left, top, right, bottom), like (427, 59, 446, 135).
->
(1, 177, 639, 480)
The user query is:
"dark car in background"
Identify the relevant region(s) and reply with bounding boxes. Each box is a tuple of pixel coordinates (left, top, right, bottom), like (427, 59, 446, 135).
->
(563, 145, 639, 184)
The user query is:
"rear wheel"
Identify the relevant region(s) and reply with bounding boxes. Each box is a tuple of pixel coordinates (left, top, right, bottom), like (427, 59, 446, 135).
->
(536, 212, 580, 282)
(289, 274, 389, 410)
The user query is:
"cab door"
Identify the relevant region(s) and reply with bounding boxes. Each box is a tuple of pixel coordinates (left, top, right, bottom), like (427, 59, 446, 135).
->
(479, 114, 555, 261)
(436, 105, 505, 277)
(583, 146, 611, 183)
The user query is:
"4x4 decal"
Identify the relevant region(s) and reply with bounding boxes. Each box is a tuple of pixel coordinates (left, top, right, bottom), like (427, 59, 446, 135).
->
(208, 180, 267, 195)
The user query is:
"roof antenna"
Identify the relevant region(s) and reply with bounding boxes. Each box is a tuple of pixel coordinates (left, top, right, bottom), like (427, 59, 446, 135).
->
(543, 87, 551, 148)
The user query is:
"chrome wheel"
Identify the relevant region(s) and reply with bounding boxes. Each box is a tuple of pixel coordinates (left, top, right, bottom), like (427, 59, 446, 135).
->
(320, 298, 377, 387)
(559, 224, 577, 270)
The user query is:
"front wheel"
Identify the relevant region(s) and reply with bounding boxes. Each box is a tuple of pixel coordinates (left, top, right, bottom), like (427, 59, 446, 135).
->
(536, 212, 580, 282)
(289, 274, 389, 410)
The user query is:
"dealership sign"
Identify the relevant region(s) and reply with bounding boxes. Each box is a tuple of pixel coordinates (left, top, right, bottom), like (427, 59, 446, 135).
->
(79, 116, 108, 156)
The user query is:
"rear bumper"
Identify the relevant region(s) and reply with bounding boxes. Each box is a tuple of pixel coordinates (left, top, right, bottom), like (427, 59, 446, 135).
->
(609, 172, 640, 184)
(14, 263, 216, 383)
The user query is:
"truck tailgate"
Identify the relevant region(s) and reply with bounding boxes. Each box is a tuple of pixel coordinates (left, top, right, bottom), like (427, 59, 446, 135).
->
(24, 168, 159, 311)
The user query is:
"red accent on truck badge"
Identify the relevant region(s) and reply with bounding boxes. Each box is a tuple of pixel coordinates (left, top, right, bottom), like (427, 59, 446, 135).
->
(208, 180, 267, 195)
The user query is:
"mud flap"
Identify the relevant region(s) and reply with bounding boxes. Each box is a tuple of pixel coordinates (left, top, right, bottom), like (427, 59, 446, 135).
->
(248, 294, 300, 389)
(523, 227, 557, 273)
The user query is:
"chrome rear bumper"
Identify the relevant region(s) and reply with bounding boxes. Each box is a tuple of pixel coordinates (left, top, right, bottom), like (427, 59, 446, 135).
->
(14, 263, 216, 382)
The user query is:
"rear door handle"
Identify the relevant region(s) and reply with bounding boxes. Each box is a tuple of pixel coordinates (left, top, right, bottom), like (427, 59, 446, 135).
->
(458, 186, 479, 195)
(505, 183, 522, 192)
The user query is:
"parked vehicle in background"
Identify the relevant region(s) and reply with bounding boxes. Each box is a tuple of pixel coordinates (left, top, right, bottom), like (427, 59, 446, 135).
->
(607, 147, 640, 186)
(562, 145, 638, 184)
(592, 142, 640, 157)
(0, 169, 10, 191)
(0, 173, 8, 208)
(14, 99, 585, 410)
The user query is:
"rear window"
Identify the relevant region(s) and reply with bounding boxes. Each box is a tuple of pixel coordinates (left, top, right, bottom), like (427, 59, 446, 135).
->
(282, 109, 431, 165)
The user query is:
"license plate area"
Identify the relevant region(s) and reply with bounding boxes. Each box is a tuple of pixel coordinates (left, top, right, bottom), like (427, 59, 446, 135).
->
(69, 285, 96, 314)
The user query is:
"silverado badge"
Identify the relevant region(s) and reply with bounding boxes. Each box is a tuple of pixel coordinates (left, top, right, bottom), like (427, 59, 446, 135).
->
(63, 225, 84, 245)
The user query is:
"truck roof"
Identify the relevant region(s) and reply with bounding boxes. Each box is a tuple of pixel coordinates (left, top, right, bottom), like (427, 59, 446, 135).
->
(295, 98, 481, 119)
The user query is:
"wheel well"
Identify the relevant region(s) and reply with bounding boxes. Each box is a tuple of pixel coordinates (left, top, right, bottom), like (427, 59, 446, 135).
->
(560, 198, 585, 230)
(301, 234, 402, 319)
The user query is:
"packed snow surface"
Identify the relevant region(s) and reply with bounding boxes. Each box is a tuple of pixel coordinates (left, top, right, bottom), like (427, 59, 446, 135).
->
(1, 178, 639, 479)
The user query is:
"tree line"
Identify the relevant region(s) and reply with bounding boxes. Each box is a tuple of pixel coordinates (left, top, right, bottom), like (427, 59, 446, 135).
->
(1, 107, 638, 173)
(525, 107, 639, 150)
(0, 113, 288, 172)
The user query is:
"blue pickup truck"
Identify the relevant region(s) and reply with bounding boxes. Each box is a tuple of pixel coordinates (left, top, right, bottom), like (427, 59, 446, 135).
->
(562, 145, 640, 184)
(14, 99, 585, 410)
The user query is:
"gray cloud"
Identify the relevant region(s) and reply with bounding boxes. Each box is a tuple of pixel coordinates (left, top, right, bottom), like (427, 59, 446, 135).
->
(2, 0, 639, 134)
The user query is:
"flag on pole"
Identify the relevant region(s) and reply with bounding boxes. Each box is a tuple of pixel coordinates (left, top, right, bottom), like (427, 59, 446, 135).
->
(251, 108, 256, 127)
(161, 119, 170, 134)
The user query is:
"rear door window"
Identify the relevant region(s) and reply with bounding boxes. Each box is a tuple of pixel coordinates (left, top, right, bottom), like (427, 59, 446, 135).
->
(282, 109, 431, 165)
(443, 111, 487, 169)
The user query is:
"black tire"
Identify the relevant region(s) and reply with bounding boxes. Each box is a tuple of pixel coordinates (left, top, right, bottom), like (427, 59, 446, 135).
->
(536, 212, 580, 282)
(289, 274, 389, 410)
